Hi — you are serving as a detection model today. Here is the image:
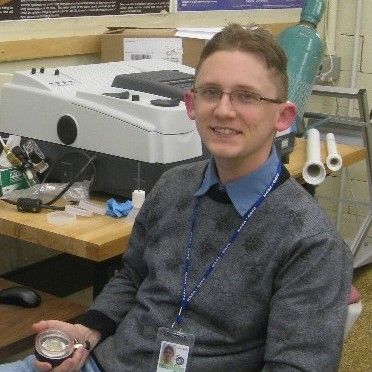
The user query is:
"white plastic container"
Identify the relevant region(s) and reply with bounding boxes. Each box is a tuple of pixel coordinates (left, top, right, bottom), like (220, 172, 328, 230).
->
(127, 190, 145, 222)
(78, 200, 106, 215)
(47, 211, 76, 226)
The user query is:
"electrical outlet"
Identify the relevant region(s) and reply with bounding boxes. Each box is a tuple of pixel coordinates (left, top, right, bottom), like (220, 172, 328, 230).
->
(316, 55, 341, 84)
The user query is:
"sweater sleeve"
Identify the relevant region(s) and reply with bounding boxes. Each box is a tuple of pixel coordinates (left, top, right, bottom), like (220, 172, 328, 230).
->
(262, 231, 353, 372)
(76, 180, 160, 341)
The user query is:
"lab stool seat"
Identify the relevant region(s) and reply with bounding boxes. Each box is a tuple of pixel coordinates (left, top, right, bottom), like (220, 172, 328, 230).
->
(344, 285, 362, 337)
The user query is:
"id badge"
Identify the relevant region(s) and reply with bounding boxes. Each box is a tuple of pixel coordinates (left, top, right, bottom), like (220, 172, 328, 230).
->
(153, 327, 195, 372)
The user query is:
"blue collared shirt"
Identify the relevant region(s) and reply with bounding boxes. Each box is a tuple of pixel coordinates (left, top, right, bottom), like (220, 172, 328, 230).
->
(195, 147, 280, 217)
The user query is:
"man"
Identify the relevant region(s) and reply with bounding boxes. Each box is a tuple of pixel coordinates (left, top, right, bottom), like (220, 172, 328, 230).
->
(1, 23, 352, 372)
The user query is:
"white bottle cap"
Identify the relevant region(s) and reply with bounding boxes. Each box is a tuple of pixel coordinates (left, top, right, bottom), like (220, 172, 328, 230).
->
(132, 190, 145, 209)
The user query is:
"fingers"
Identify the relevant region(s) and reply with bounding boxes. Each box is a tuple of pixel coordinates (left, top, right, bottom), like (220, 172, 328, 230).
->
(34, 347, 89, 372)
(73, 346, 90, 370)
(32, 320, 75, 335)
(35, 359, 75, 372)
(56, 346, 89, 372)
(54, 358, 76, 372)
(32, 320, 62, 333)
(34, 360, 53, 371)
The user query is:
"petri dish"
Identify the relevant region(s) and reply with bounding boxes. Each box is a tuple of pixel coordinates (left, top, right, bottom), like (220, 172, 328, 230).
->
(47, 211, 76, 226)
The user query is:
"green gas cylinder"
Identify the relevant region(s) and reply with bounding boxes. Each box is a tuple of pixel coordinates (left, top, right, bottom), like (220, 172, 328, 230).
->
(277, 0, 326, 134)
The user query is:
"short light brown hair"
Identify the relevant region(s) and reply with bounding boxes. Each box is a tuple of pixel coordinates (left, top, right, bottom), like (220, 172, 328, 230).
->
(195, 23, 288, 100)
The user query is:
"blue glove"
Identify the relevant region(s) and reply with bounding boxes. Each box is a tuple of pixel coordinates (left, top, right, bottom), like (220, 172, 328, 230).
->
(106, 198, 133, 218)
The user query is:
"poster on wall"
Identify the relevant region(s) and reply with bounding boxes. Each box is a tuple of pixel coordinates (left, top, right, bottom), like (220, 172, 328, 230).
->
(0, 0, 170, 21)
(177, 0, 303, 12)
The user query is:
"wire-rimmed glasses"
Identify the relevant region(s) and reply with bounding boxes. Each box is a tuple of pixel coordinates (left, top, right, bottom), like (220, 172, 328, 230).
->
(192, 86, 284, 108)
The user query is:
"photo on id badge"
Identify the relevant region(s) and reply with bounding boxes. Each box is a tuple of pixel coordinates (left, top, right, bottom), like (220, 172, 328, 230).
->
(156, 341, 189, 372)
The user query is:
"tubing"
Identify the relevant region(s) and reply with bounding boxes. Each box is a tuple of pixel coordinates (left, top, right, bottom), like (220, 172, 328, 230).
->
(302, 128, 326, 185)
(326, 132, 343, 171)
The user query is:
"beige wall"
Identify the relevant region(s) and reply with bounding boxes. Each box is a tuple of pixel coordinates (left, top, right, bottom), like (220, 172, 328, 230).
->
(0, 8, 300, 40)
(0, 8, 299, 70)
(312, 0, 372, 114)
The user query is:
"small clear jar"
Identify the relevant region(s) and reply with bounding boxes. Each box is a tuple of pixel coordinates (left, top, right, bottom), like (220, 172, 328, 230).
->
(35, 329, 74, 367)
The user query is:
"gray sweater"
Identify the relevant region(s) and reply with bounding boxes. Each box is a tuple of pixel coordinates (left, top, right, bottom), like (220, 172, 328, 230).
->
(79, 160, 352, 372)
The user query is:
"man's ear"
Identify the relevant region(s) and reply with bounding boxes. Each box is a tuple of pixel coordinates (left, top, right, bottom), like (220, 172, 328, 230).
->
(184, 90, 196, 120)
(274, 101, 297, 132)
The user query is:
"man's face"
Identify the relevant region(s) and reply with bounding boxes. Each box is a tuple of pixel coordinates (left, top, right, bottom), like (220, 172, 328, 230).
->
(163, 347, 174, 362)
(185, 50, 295, 173)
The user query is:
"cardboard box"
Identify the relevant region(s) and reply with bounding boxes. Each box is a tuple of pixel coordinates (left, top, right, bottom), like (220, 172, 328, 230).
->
(0, 167, 28, 197)
(100, 27, 206, 68)
(100, 24, 294, 68)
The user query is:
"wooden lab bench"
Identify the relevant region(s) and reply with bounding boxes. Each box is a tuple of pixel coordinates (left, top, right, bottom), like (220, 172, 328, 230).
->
(0, 278, 86, 361)
(0, 199, 133, 297)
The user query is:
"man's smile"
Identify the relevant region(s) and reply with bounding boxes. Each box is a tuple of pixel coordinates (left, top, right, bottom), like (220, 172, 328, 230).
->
(211, 126, 242, 135)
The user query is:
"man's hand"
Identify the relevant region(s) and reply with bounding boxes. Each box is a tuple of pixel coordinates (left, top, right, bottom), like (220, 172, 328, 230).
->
(32, 320, 101, 372)
(34, 345, 89, 372)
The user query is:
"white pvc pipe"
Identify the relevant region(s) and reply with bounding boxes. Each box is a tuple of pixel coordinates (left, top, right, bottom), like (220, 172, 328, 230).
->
(327, 0, 338, 56)
(326, 133, 343, 172)
(348, 0, 363, 115)
(302, 128, 326, 185)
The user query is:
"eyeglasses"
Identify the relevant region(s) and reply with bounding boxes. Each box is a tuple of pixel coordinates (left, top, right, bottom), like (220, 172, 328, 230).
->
(192, 87, 284, 107)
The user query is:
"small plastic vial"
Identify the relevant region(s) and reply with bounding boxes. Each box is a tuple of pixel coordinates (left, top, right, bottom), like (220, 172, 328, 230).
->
(127, 189, 145, 222)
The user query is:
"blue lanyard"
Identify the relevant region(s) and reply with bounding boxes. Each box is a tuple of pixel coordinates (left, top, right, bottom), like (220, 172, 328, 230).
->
(173, 162, 282, 327)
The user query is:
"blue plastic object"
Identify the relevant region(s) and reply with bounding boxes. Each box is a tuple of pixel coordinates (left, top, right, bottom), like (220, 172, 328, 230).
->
(277, 0, 326, 134)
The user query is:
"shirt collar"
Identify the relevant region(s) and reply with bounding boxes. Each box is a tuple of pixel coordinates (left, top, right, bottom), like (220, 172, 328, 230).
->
(195, 147, 280, 217)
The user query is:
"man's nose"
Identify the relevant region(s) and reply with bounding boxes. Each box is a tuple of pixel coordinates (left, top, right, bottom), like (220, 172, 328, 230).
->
(214, 93, 237, 118)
